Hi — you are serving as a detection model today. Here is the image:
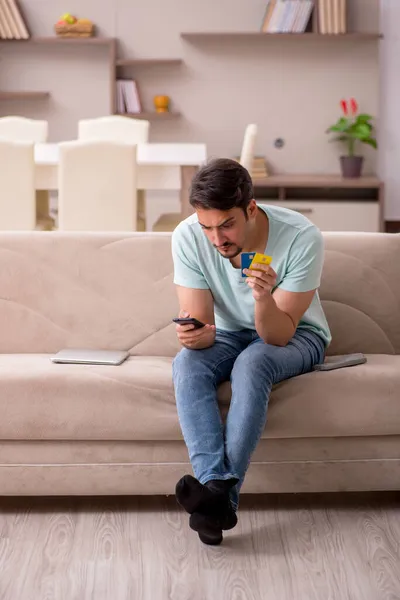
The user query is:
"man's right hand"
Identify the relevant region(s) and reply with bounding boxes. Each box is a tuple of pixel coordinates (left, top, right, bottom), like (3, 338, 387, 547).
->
(175, 311, 216, 350)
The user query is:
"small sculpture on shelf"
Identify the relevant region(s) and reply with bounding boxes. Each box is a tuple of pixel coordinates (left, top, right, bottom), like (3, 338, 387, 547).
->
(153, 95, 170, 113)
(55, 13, 95, 37)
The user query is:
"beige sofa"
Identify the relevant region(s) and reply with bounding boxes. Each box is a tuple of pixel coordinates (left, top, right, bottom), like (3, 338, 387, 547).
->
(0, 231, 399, 497)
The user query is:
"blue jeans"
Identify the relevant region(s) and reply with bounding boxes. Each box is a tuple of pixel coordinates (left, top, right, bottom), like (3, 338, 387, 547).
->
(172, 328, 325, 510)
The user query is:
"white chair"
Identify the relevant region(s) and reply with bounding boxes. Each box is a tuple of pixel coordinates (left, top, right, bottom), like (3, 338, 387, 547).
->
(0, 116, 51, 230)
(0, 116, 48, 143)
(239, 124, 258, 172)
(0, 139, 36, 230)
(78, 115, 149, 144)
(78, 115, 149, 230)
(58, 140, 138, 231)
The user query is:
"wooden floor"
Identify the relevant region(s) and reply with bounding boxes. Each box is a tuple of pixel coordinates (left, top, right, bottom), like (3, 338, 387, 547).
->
(0, 493, 399, 600)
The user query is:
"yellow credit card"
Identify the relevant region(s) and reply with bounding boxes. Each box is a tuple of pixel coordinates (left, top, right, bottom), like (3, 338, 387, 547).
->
(249, 253, 273, 270)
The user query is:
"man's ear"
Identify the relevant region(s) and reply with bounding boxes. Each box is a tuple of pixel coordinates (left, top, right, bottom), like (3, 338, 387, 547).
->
(247, 199, 258, 219)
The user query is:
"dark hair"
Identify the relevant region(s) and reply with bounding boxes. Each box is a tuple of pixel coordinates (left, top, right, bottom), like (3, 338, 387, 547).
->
(189, 158, 253, 214)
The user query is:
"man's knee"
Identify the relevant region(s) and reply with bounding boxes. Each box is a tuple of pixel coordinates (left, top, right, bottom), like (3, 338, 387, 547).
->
(231, 344, 277, 381)
(172, 347, 210, 380)
(173, 347, 192, 377)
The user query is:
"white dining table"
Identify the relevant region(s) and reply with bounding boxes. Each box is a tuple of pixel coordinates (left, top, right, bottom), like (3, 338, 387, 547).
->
(34, 142, 207, 219)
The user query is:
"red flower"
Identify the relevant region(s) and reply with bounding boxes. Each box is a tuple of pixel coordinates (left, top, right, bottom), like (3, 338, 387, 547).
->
(350, 98, 358, 115)
(340, 100, 348, 115)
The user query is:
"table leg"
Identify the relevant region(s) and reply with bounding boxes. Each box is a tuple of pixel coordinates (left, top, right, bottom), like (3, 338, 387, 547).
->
(180, 165, 198, 219)
(36, 190, 55, 231)
(136, 189, 146, 232)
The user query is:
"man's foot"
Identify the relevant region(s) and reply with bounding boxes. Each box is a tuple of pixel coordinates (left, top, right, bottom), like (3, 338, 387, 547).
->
(205, 480, 238, 530)
(175, 475, 239, 544)
(189, 512, 224, 545)
(175, 474, 238, 516)
(175, 474, 218, 515)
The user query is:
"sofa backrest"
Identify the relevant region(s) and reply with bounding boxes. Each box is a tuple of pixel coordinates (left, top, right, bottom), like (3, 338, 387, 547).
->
(0, 231, 398, 356)
(320, 232, 400, 355)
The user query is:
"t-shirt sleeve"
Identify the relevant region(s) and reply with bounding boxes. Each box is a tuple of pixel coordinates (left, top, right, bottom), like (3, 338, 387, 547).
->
(171, 224, 209, 290)
(278, 225, 324, 293)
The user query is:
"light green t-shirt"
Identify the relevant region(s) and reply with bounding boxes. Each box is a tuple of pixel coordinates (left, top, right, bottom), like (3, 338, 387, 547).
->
(171, 204, 331, 347)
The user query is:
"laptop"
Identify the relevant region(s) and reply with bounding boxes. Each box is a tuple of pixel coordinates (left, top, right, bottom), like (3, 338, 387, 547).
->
(50, 348, 129, 366)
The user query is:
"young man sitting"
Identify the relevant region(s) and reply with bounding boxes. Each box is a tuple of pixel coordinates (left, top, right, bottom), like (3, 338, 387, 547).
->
(171, 158, 331, 545)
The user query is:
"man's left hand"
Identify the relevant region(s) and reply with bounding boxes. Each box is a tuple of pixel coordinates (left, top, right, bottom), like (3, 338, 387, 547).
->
(244, 263, 277, 301)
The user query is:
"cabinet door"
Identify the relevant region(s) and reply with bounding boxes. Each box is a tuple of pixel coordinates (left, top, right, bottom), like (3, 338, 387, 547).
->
(258, 201, 380, 232)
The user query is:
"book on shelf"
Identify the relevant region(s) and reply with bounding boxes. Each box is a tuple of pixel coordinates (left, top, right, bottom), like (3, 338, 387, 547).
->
(326, 0, 333, 33)
(261, 0, 275, 32)
(318, 0, 346, 34)
(261, 0, 314, 34)
(318, 0, 326, 33)
(0, 0, 12, 38)
(339, 0, 347, 33)
(0, 0, 29, 39)
(3, 0, 20, 38)
(7, 0, 29, 38)
(116, 79, 142, 115)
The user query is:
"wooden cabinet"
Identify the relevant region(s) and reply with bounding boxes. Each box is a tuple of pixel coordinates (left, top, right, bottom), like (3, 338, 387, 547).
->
(257, 200, 380, 232)
(253, 175, 384, 232)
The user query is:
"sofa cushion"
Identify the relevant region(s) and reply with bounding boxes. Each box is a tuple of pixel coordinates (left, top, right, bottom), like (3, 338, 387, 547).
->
(1, 354, 399, 441)
(0, 354, 177, 441)
(220, 354, 400, 438)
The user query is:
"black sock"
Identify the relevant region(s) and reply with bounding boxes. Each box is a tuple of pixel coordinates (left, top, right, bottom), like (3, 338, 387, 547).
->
(175, 475, 238, 516)
(175, 474, 221, 515)
(176, 475, 239, 542)
(205, 478, 238, 496)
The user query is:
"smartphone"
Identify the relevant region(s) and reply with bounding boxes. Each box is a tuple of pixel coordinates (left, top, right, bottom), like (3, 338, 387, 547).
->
(172, 317, 205, 329)
(313, 353, 367, 371)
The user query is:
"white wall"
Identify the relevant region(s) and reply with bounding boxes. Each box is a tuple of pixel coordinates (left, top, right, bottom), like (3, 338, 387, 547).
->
(379, 0, 400, 220)
(1, 0, 383, 223)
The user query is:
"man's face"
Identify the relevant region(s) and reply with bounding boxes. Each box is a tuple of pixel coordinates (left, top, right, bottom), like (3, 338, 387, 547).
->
(196, 205, 254, 259)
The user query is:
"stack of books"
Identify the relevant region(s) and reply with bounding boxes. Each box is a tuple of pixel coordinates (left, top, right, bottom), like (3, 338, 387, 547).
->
(261, 0, 314, 34)
(0, 0, 29, 39)
(251, 157, 269, 180)
(318, 0, 347, 34)
(235, 156, 269, 180)
(116, 80, 142, 115)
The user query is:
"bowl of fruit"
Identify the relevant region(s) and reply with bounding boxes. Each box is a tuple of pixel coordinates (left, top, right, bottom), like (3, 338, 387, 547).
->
(54, 13, 95, 37)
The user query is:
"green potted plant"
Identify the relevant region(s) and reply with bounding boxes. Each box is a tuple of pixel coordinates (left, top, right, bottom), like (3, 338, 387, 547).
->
(327, 98, 377, 178)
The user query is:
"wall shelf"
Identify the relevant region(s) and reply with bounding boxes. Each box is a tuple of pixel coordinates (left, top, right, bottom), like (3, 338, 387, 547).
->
(114, 55, 182, 118)
(181, 32, 382, 41)
(253, 175, 382, 189)
(0, 91, 50, 100)
(1, 37, 180, 119)
(0, 36, 117, 112)
(116, 58, 182, 67)
(0, 37, 116, 45)
(117, 112, 181, 120)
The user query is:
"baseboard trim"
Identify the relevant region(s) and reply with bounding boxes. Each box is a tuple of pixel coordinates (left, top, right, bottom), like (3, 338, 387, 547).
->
(385, 220, 400, 233)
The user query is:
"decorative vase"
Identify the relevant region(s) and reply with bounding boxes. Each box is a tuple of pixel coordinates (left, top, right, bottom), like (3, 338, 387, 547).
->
(153, 95, 170, 113)
(340, 156, 364, 178)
